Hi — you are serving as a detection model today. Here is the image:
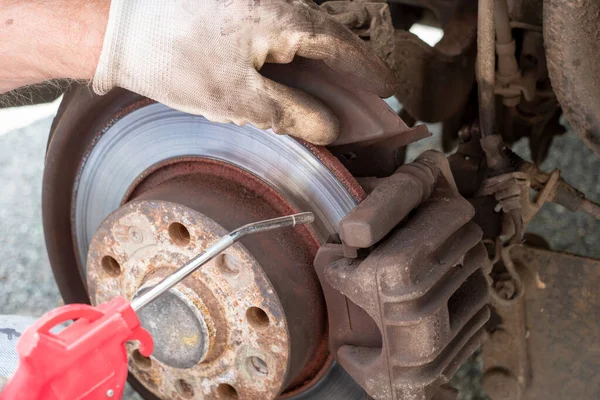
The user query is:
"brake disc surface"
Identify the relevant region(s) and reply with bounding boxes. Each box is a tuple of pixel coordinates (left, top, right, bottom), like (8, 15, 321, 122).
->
(73, 102, 366, 399)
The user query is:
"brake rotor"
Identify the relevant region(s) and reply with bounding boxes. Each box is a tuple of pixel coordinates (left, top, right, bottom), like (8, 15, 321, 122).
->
(43, 88, 368, 399)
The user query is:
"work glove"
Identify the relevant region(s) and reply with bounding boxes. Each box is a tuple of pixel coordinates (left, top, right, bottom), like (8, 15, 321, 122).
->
(93, 0, 397, 145)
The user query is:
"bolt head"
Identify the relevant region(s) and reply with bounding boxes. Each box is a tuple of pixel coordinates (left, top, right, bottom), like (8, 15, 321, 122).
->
(494, 279, 516, 299)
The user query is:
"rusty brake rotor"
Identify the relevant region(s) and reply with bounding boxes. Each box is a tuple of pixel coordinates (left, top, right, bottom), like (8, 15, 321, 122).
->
(44, 89, 369, 399)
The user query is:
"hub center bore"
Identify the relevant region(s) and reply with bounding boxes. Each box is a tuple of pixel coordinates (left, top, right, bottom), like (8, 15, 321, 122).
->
(135, 286, 210, 368)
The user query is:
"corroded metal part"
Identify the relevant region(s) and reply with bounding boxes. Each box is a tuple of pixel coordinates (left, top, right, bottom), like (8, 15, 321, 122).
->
(477, 0, 497, 139)
(126, 158, 331, 392)
(87, 200, 290, 399)
(484, 245, 600, 400)
(544, 0, 600, 157)
(321, 0, 478, 126)
(315, 152, 491, 400)
(394, 0, 478, 123)
(483, 243, 528, 400)
(73, 102, 361, 266)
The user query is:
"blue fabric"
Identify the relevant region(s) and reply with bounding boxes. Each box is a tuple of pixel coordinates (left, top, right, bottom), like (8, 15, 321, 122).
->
(0, 315, 36, 378)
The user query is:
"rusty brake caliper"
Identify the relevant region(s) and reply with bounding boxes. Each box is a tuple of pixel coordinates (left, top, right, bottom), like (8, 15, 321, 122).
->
(314, 151, 491, 400)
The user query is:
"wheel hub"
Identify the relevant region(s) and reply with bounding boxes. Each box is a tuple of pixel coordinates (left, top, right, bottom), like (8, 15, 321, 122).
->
(87, 200, 291, 399)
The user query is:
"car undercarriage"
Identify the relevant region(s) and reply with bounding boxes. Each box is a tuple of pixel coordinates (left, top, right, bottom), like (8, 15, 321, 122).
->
(31, 0, 600, 399)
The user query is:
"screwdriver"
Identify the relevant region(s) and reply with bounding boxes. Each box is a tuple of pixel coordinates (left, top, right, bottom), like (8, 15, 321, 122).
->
(131, 211, 314, 311)
(0, 212, 314, 400)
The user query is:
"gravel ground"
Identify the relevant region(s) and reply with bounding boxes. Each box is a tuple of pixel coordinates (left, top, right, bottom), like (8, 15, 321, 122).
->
(0, 109, 598, 399)
(0, 114, 142, 399)
(0, 117, 60, 316)
(514, 132, 600, 258)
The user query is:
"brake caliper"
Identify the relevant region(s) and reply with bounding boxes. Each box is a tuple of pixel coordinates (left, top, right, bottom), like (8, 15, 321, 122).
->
(315, 151, 492, 400)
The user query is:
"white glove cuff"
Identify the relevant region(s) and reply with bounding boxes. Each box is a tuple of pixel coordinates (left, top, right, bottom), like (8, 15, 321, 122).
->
(92, 0, 175, 97)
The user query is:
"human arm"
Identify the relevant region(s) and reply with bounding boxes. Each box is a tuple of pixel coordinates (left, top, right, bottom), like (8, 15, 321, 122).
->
(0, 0, 109, 94)
(1, 0, 396, 145)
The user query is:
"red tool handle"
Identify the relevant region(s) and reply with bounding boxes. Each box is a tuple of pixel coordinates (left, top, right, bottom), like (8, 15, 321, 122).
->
(1, 297, 153, 400)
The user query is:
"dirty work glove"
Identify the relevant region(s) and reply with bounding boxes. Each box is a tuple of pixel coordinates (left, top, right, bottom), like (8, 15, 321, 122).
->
(93, 0, 396, 145)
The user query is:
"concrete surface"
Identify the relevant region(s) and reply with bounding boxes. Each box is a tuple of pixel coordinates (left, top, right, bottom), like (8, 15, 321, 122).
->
(0, 102, 599, 399)
(0, 99, 61, 137)
(0, 116, 59, 316)
(0, 107, 142, 398)
(514, 131, 600, 258)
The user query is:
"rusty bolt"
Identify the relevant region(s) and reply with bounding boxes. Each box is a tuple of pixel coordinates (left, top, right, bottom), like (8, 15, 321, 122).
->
(494, 279, 516, 299)
(248, 356, 269, 376)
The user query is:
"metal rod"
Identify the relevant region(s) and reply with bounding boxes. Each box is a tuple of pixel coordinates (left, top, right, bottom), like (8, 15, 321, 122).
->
(130, 212, 314, 311)
(495, 0, 520, 85)
(494, 0, 513, 46)
(477, 0, 496, 137)
(579, 199, 600, 220)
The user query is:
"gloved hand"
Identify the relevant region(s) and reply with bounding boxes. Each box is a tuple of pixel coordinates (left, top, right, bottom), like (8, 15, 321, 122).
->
(93, 0, 397, 145)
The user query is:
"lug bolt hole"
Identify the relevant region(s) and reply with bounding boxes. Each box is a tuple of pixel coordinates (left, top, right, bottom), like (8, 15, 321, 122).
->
(217, 384, 238, 399)
(246, 307, 270, 331)
(169, 222, 191, 247)
(216, 253, 241, 278)
(132, 349, 152, 369)
(247, 356, 269, 376)
(101, 256, 121, 277)
(175, 379, 194, 399)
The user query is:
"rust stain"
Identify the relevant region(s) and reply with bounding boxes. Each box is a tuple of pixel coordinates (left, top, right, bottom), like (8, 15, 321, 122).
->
(122, 156, 333, 392)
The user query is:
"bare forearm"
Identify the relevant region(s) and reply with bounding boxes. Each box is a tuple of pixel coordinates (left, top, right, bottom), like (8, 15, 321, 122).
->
(0, 0, 109, 93)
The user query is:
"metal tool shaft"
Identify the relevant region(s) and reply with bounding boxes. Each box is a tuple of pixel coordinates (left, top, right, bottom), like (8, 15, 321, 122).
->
(130, 212, 314, 311)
